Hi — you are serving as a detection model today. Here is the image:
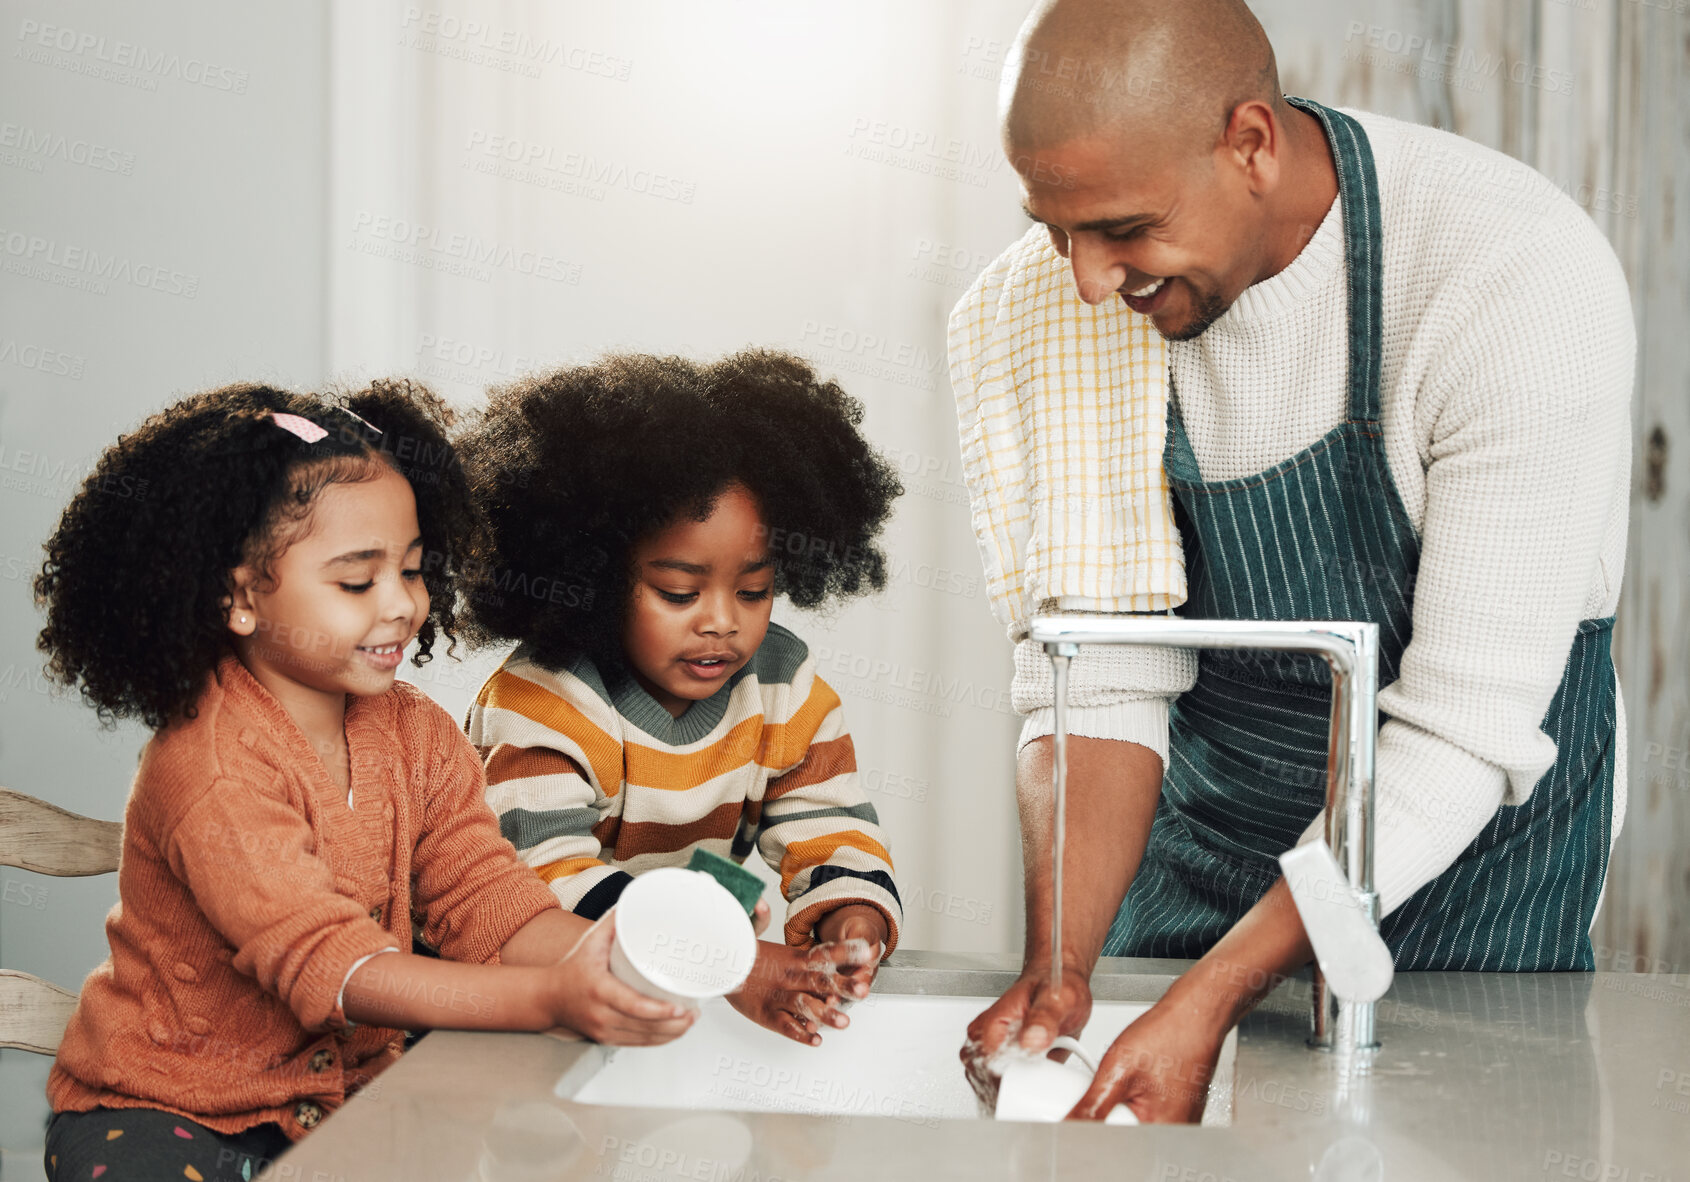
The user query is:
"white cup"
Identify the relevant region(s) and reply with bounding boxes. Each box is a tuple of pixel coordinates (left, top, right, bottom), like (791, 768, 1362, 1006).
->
(994, 1037, 1139, 1125)
(608, 867, 758, 1008)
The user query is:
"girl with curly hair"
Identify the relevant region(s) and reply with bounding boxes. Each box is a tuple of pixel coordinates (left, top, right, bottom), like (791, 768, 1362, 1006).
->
(35, 381, 692, 1182)
(460, 350, 907, 1048)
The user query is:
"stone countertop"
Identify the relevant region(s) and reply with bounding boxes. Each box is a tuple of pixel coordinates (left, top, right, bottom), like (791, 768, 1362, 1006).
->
(273, 951, 1690, 1181)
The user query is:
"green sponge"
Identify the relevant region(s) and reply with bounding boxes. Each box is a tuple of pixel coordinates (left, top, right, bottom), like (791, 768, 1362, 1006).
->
(688, 848, 763, 917)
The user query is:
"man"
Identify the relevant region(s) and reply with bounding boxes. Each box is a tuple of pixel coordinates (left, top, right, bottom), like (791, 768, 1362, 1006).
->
(957, 0, 1632, 1122)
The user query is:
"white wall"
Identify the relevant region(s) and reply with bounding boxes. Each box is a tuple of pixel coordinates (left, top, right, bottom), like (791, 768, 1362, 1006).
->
(0, 0, 329, 1166)
(0, 2, 1038, 1168)
(327, 0, 1035, 952)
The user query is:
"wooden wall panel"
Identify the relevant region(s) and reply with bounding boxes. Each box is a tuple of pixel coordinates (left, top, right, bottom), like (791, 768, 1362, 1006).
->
(1602, 0, 1690, 973)
(1250, 0, 1689, 970)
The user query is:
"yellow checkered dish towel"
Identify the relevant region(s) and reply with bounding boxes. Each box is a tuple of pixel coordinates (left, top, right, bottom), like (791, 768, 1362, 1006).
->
(948, 225, 1187, 638)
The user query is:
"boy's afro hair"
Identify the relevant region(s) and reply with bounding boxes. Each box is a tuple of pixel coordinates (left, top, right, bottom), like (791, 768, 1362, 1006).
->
(457, 349, 903, 671)
(35, 379, 479, 730)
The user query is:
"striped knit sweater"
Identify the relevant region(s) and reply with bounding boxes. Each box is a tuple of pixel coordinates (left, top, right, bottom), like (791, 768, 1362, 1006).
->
(465, 622, 902, 950)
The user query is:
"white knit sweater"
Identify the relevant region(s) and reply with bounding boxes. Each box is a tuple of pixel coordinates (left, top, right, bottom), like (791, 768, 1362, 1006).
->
(1012, 108, 1634, 917)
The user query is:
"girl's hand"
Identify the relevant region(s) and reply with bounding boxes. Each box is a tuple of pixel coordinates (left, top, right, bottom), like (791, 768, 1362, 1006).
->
(542, 915, 696, 1045)
(751, 898, 772, 937)
(813, 904, 889, 999)
(727, 939, 878, 1046)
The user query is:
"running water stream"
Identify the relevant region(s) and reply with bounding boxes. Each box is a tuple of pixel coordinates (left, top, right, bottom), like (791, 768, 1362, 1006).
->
(1048, 648, 1073, 997)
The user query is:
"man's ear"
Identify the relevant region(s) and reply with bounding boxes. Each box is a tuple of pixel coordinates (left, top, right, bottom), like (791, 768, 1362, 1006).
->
(1222, 99, 1280, 195)
(225, 568, 259, 638)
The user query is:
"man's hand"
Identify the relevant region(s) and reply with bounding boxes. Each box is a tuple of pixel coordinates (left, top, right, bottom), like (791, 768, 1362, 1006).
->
(960, 734, 1161, 1111)
(1068, 879, 1316, 1123)
(961, 966, 1093, 1109)
(543, 915, 697, 1045)
(728, 938, 879, 1046)
(1066, 991, 1225, 1123)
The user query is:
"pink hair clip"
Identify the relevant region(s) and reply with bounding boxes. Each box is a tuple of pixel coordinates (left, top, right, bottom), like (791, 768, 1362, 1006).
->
(271, 412, 329, 443)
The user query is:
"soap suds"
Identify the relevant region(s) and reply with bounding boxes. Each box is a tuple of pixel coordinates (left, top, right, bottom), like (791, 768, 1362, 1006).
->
(804, 937, 879, 1005)
(961, 1018, 1047, 1115)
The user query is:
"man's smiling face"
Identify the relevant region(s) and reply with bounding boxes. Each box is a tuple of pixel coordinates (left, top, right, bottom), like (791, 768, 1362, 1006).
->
(1013, 130, 1267, 342)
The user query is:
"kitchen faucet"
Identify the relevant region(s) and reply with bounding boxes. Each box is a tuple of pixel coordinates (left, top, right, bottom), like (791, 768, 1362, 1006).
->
(1028, 615, 1394, 1065)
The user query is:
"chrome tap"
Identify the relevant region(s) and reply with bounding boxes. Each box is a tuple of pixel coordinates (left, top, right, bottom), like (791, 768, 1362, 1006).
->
(1028, 615, 1393, 1064)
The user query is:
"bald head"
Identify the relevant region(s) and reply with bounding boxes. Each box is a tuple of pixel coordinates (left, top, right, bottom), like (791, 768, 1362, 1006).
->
(1002, 0, 1281, 157)
(997, 0, 1335, 341)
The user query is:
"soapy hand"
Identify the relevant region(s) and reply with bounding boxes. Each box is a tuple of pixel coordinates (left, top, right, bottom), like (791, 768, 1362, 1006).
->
(814, 904, 889, 996)
(1066, 992, 1223, 1123)
(727, 936, 881, 1046)
(961, 966, 1093, 1111)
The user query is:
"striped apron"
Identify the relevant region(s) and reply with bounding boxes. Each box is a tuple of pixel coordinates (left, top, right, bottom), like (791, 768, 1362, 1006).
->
(1101, 98, 1617, 972)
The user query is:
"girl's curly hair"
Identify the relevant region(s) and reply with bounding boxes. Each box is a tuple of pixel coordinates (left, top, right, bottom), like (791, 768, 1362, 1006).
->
(457, 349, 904, 672)
(35, 378, 479, 729)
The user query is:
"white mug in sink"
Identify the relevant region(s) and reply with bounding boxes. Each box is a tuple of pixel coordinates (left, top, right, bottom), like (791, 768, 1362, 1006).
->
(995, 1037, 1139, 1125)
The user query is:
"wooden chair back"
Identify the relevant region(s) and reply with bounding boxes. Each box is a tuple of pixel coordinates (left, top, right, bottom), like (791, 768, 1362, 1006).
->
(0, 787, 121, 1055)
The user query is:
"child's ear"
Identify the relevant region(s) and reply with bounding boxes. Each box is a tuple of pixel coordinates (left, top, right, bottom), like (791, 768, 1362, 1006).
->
(225, 568, 259, 638)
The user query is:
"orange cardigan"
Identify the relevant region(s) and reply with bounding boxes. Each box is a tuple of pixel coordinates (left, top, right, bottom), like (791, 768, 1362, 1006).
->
(48, 656, 559, 1141)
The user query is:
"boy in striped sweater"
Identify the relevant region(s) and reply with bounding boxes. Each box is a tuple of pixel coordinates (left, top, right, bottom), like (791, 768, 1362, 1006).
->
(459, 351, 906, 1046)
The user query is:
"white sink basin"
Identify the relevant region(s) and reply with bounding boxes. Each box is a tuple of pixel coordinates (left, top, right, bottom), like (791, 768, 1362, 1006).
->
(560, 993, 1235, 1126)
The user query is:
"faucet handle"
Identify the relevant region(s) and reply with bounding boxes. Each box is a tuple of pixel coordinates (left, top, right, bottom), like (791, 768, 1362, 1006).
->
(1279, 840, 1394, 1004)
